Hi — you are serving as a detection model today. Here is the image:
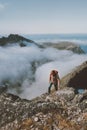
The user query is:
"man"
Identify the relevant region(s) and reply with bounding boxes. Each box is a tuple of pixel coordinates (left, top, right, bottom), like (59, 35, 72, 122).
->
(48, 70, 60, 94)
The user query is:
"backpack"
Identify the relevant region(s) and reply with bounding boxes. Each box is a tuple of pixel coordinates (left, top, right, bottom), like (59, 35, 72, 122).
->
(49, 70, 58, 82)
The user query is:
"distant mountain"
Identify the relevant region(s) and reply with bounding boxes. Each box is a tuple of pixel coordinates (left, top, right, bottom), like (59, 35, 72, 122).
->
(42, 41, 85, 54)
(0, 34, 85, 54)
(0, 34, 39, 47)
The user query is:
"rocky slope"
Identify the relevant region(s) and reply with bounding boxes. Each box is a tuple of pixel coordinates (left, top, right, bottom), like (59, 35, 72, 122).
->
(42, 41, 85, 54)
(60, 61, 87, 91)
(0, 89, 87, 130)
(0, 61, 87, 130)
(0, 34, 39, 47)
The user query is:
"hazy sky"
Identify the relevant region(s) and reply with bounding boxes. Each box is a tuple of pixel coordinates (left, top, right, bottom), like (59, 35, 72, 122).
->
(0, 0, 87, 34)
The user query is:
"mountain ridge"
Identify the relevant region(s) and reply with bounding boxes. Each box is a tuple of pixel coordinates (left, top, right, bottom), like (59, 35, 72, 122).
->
(42, 41, 85, 54)
(0, 34, 39, 47)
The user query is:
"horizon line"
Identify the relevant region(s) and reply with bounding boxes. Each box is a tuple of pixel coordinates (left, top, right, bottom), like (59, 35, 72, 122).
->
(0, 32, 87, 36)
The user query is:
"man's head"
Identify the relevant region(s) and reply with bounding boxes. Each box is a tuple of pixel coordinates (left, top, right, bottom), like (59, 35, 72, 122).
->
(51, 70, 58, 76)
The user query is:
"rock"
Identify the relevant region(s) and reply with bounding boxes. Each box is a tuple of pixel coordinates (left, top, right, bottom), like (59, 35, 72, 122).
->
(56, 88, 75, 101)
(73, 94, 83, 103)
(34, 117, 39, 122)
(60, 61, 87, 90)
(0, 86, 8, 94)
(0, 90, 87, 130)
(79, 100, 87, 111)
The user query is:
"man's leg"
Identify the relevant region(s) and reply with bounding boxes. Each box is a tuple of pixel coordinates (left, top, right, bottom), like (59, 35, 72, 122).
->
(58, 79, 60, 89)
(48, 83, 53, 94)
(54, 83, 58, 91)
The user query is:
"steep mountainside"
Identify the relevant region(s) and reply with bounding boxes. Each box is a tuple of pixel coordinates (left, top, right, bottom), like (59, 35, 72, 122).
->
(60, 61, 87, 91)
(0, 61, 87, 130)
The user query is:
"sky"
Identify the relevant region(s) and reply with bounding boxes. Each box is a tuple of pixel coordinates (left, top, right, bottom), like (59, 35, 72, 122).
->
(0, 0, 87, 34)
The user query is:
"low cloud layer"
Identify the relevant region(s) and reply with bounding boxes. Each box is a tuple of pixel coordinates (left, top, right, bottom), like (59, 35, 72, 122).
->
(20, 52, 87, 99)
(0, 44, 87, 99)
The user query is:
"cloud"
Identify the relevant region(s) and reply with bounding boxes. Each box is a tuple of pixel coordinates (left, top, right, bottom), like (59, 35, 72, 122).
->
(0, 45, 41, 83)
(19, 48, 87, 99)
(0, 3, 5, 10)
(0, 43, 87, 99)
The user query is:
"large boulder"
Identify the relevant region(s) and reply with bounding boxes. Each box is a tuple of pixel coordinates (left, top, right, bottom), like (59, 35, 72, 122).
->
(56, 88, 75, 101)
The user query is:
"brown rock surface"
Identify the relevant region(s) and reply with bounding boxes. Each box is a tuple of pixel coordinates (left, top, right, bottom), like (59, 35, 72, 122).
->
(60, 61, 87, 90)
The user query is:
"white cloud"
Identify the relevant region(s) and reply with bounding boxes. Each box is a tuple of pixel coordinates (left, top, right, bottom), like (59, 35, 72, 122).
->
(0, 43, 87, 99)
(19, 48, 87, 99)
(0, 3, 5, 10)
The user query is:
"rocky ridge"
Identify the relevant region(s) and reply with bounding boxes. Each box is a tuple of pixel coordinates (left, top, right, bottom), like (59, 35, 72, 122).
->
(0, 61, 87, 130)
(0, 88, 87, 130)
(0, 34, 39, 47)
(42, 41, 85, 54)
(61, 61, 87, 90)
